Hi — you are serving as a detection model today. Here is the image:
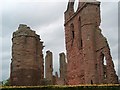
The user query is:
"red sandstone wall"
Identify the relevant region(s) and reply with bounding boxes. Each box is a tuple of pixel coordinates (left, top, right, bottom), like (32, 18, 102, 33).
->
(10, 24, 44, 86)
(64, 1, 118, 84)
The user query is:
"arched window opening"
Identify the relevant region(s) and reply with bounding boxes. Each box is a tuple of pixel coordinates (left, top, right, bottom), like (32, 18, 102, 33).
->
(103, 65, 107, 79)
(74, 0, 79, 12)
(103, 56, 107, 79)
(101, 52, 107, 80)
(103, 56, 107, 65)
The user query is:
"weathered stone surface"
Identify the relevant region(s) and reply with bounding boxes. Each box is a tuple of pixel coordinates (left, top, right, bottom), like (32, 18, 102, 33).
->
(64, 0, 118, 84)
(10, 0, 118, 86)
(10, 24, 44, 86)
(59, 53, 67, 79)
(45, 50, 53, 84)
(55, 53, 67, 85)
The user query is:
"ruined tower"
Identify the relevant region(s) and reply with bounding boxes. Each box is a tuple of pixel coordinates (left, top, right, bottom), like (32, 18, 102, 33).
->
(64, 0, 118, 84)
(10, 24, 44, 86)
(59, 53, 67, 84)
(45, 50, 53, 84)
(55, 53, 67, 85)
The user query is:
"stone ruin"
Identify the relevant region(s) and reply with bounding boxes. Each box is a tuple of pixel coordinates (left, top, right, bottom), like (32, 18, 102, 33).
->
(64, 0, 118, 84)
(10, 24, 44, 86)
(10, 0, 119, 86)
(55, 53, 67, 85)
(45, 50, 53, 85)
(10, 24, 67, 86)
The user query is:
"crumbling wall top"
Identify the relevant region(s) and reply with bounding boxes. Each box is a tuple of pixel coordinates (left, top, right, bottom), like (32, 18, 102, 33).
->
(59, 52, 65, 57)
(13, 24, 40, 39)
(18, 24, 28, 29)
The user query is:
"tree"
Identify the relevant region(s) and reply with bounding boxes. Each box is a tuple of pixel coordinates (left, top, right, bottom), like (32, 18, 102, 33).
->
(2, 78, 10, 86)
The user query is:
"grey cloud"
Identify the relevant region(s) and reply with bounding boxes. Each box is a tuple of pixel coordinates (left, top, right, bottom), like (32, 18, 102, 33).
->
(2, 2, 67, 37)
(100, 3, 118, 75)
(2, 39, 12, 52)
(2, 2, 67, 80)
(118, 1, 120, 79)
(101, 2, 118, 31)
(111, 46, 118, 59)
(2, 68, 10, 81)
(118, 61, 120, 79)
(100, 2, 118, 48)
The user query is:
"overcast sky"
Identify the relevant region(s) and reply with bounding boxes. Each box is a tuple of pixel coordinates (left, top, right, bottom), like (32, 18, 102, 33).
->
(0, 0, 119, 81)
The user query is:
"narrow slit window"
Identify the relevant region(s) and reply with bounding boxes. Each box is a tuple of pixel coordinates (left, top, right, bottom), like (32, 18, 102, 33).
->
(101, 53, 107, 80)
(81, 39, 83, 48)
(72, 30, 74, 39)
(78, 17, 82, 49)
(70, 23, 74, 46)
(70, 24, 74, 40)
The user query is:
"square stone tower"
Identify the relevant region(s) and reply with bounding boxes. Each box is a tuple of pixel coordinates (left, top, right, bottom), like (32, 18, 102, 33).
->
(10, 24, 44, 86)
(64, 0, 118, 84)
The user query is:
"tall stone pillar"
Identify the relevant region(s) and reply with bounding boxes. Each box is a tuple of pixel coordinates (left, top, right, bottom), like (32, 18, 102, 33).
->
(59, 53, 67, 85)
(10, 24, 44, 86)
(45, 50, 53, 84)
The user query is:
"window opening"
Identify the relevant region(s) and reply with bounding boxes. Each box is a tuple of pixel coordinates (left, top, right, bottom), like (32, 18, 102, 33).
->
(78, 17, 82, 49)
(70, 24, 74, 46)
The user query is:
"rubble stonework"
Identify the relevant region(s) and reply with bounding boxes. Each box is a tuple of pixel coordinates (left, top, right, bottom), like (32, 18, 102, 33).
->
(55, 53, 67, 85)
(10, 0, 119, 86)
(10, 24, 66, 85)
(64, 0, 118, 84)
(59, 53, 67, 84)
(45, 50, 53, 84)
(10, 24, 44, 86)
(59, 53, 67, 79)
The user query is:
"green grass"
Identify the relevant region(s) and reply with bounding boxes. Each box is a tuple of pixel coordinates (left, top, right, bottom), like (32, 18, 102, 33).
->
(0, 84, 120, 90)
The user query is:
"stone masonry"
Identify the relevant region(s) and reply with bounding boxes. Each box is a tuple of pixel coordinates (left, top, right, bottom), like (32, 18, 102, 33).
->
(64, 0, 118, 84)
(10, 0, 119, 86)
(59, 53, 67, 84)
(10, 25, 66, 86)
(45, 50, 53, 84)
(55, 53, 67, 85)
(10, 24, 44, 86)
